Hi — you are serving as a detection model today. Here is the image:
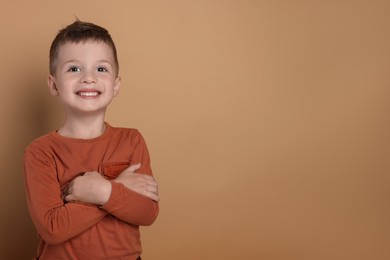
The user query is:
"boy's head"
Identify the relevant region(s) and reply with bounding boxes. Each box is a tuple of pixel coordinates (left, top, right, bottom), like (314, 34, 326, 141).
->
(49, 20, 119, 76)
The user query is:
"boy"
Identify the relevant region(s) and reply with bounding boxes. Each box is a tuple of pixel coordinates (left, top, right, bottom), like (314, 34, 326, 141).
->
(23, 20, 159, 260)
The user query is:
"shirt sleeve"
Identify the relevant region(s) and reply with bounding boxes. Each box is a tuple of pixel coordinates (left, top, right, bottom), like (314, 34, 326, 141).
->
(100, 130, 159, 226)
(23, 147, 107, 245)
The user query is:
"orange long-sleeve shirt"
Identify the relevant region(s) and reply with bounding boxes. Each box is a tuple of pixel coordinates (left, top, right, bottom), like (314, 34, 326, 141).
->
(23, 123, 159, 260)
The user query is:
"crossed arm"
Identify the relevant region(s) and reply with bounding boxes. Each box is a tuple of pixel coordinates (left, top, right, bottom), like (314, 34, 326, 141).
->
(24, 147, 159, 245)
(64, 163, 159, 205)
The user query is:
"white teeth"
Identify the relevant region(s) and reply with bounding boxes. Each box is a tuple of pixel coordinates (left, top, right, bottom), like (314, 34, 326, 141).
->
(78, 92, 99, 97)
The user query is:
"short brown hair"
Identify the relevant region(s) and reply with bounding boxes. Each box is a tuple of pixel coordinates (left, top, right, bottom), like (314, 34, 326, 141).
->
(49, 20, 119, 75)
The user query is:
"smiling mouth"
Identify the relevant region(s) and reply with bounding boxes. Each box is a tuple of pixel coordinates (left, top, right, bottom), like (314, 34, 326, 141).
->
(76, 91, 101, 97)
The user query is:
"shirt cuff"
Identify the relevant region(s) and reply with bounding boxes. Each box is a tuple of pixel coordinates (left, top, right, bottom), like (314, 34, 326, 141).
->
(99, 181, 123, 212)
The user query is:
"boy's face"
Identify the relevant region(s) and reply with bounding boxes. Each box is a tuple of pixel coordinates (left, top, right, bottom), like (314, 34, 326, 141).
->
(48, 41, 120, 116)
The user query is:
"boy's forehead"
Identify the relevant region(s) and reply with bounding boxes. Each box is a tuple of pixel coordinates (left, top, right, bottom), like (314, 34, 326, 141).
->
(59, 40, 112, 52)
(57, 40, 115, 61)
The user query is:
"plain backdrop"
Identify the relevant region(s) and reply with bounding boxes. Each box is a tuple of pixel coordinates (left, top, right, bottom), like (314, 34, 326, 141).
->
(1, 1, 390, 259)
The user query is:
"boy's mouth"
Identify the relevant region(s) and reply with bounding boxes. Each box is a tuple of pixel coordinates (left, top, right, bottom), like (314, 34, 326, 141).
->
(76, 91, 101, 97)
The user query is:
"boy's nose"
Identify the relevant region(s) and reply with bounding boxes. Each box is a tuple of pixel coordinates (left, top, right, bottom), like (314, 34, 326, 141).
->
(81, 70, 97, 84)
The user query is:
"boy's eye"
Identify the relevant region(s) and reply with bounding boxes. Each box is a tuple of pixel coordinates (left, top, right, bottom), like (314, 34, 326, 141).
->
(68, 66, 81, 72)
(97, 67, 108, 72)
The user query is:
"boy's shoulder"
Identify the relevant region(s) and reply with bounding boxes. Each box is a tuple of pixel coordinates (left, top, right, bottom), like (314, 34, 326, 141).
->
(26, 132, 55, 149)
(107, 124, 143, 140)
(110, 125, 139, 134)
(109, 124, 138, 132)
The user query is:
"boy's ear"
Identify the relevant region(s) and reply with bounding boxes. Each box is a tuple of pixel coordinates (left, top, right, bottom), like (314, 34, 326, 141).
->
(113, 76, 121, 96)
(48, 75, 59, 96)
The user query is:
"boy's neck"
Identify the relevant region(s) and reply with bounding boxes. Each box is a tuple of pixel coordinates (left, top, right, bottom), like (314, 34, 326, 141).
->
(58, 115, 107, 139)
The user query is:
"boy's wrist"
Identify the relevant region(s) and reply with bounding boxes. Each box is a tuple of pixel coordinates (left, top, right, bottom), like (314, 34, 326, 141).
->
(97, 179, 112, 205)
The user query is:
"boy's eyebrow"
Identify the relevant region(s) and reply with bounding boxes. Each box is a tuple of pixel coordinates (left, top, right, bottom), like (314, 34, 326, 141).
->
(96, 59, 114, 65)
(62, 59, 114, 65)
(62, 59, 81, 65)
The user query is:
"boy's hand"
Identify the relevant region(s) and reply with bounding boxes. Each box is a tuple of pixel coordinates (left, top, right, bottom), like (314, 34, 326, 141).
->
(114, 164, 159, 202)
(65, 171, 112, 205)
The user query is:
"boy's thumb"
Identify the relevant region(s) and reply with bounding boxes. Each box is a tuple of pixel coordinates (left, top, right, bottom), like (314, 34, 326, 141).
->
(65, 194, 75, 202)
(127, 163, 141, 173)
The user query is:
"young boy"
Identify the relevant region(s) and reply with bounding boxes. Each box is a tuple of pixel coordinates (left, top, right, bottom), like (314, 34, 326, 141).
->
(23, 20, 159, 260)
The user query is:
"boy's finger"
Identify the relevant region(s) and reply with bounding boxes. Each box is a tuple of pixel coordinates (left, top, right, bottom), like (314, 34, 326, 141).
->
(126, 163, 141, 173)
(65, 194, 75, 202)
(147, 192, 159, 202)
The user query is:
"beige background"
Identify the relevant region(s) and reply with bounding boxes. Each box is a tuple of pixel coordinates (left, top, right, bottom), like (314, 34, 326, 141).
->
(1, 0, 390, 259)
